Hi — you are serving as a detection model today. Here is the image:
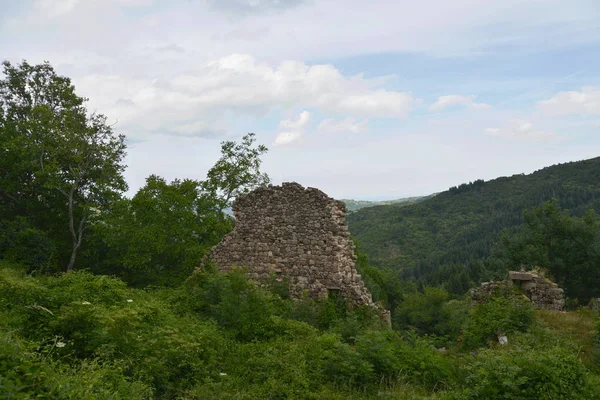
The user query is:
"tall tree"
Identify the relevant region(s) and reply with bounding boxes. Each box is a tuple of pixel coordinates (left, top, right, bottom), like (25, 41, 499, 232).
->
(98, 175, 233, 286)
(0, 60, 127, 271)
(202, 133, 270, 212)
(502, 199, 600, 302)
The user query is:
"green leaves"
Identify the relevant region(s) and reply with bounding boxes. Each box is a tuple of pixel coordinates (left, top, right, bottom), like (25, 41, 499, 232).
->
(0, 60, 127, 271)
(462, 295, 534, 350)
(503, 200, 600, 302)
(98, 175, 234, 286)
(202, 133, 270, 211)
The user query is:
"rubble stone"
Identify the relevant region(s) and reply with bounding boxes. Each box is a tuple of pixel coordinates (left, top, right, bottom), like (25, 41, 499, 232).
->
(471, 270, 565, 311)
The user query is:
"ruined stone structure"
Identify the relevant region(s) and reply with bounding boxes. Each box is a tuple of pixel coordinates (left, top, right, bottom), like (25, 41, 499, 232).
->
(200, 182, 375, 307)
(471, 270, 565, 311)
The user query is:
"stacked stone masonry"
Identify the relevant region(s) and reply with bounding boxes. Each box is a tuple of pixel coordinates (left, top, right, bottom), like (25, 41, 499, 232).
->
(471, 270, 565, 311)
(201, 182, 375, 307)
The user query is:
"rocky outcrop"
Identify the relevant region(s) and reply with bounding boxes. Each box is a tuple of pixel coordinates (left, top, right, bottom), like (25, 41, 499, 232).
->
(471, 270, 565, 311)
(200, 182, 375, 307)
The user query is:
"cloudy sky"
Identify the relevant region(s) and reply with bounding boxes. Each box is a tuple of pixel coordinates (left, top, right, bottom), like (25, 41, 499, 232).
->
(1, 0, 599, 200)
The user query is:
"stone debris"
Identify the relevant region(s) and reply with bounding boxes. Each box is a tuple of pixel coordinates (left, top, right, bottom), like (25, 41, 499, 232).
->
(471, 270, 565, 311)
(497, 334, 508, 345)
(199, 182, 376, 307)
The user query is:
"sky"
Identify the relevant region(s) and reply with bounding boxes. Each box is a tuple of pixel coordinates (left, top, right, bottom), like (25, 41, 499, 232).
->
(1, 0, 599, 200)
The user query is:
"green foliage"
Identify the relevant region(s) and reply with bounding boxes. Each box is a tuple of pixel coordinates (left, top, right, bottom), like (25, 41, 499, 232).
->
(0, 60, 127, 271)
(394, 287, 469, 345)
(445, 346, 598, 400)
(184, 268, 292, 341)
(202, 132, 270, 212)
(0, 329, 152, 399)
(97, 175, 233, 286)
(0, 218, 57, 272)
(502, 199, 600, 302)
(348, 158, 600, 293)
(396, 288, 446, 334)
(355, 330, 455, 390)
(3, 262, 600, 399)
(462, 295, 534, 349)
(342, 194, 435, 213)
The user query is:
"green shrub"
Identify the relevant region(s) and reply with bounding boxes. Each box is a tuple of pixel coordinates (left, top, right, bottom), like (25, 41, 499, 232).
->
(184, 268, 288, 341)
(355, 330, 454, 390)
(0, 218, 58, 273)
(43, 271, 130, 307)
(322, 341, 375, 387)
(462, 295, 534, 349)
(395, 287, 450, 334)
(0, 330, 151, 399)
(395, 287, 468, 342)
(446, 346, 595, 400)
(0, 265, 48, 309)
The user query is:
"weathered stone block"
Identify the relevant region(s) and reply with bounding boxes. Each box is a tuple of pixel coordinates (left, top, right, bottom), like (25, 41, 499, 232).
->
(520, 281, 537, 291)
(509, 271, 534, 281)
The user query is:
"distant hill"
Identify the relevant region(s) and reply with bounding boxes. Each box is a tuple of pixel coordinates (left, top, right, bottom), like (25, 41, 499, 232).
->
(347, 157, 600, 291)
(341, 195, 436, 212)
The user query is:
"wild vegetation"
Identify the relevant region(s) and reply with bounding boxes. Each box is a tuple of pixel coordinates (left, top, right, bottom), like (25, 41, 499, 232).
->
(348, 160, 600, 296)
(2, 60, 600, 399)
(341, 194, 436, 213)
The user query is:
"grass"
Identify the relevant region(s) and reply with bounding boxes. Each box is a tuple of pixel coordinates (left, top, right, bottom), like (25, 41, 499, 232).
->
(535, 309, 599, 370)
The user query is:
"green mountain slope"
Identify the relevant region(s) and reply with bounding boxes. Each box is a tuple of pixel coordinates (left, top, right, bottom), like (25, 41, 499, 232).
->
(347, 157, 600, 286)
(341, 194, 436, 212)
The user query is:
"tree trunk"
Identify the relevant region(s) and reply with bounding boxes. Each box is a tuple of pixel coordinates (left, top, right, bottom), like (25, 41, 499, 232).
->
(65, 187, 85, 272)
(67, 246, 78, 272)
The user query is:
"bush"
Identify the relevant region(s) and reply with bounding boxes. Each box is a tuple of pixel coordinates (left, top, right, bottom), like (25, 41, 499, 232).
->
(184, 268, 289, 341)
(395, 287, 468, 341)
(355, 330, 455, 390)
(0, 330, 152, 399)
(0, 218, 58, 273)
(445, 346, 596, 400)
(462, 295, 534, 349)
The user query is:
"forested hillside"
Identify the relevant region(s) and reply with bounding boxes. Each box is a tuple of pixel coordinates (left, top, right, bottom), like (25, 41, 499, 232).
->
(348, 158, 600, 292)
(341, 194, 436, 212)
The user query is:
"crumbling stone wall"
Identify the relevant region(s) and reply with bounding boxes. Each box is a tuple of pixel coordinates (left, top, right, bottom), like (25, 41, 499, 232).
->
(471, 270, 565, 311)
(201, 182, 374, 307)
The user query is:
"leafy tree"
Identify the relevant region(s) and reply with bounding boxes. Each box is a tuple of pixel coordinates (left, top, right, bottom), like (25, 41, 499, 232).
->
(202, 133, 270, 212)
(395, 287, 451, 335)
(98, 175, 233, 286)
(0, 60, 127, 271)
(502, 200, 600, 302)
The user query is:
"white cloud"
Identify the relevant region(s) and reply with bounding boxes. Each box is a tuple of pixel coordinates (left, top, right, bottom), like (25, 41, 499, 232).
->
(273, 131, 301, 146)
(74, 54, 414, 140)
(273, 111, 311, 146)
(4, 0, 598, 67)
(484, 119, 557, 141)
(280, 111, 310, 130)
(429, 95, 491, 111)
(318, 117, 368, 134)
(33, 0, 80, 18)
(206, 0, 305, 14)
(538, 87, 600, 115)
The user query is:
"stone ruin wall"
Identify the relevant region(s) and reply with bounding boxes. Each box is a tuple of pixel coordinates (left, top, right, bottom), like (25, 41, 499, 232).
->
(201, 182, 375, 307)
(471, 270, 565, 311)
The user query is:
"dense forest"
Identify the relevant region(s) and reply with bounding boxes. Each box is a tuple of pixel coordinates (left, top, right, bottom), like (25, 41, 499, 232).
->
(2, 60, 600, 399)
(348, 159, 600, 296)
(341, 194, 436, 213)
